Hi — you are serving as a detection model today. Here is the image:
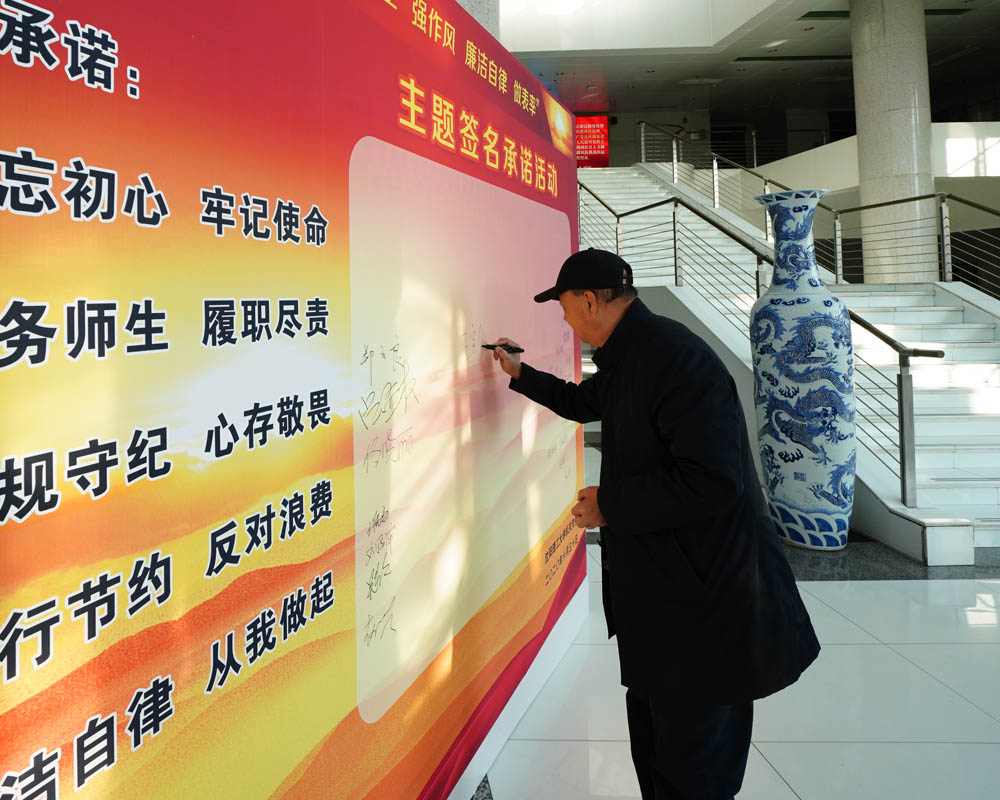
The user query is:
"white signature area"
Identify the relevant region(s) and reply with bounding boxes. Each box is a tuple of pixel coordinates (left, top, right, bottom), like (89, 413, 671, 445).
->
(349, 136, 576, 722)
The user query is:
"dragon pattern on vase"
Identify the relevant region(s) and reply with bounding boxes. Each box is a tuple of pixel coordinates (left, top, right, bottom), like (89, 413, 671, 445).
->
(750, 189, 857, 550)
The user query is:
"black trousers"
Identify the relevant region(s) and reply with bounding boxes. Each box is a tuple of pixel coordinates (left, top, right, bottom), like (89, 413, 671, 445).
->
(625, 687, 753, 800)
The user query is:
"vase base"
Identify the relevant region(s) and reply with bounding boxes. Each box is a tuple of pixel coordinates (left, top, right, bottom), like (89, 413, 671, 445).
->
(768, 500, 850, 550)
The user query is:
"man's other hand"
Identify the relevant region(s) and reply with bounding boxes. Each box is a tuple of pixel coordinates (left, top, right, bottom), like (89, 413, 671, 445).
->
(572, 486, 605, 529)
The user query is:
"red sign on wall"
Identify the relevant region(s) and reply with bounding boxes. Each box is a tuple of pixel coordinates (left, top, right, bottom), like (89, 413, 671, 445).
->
(576, 116, 609, 167)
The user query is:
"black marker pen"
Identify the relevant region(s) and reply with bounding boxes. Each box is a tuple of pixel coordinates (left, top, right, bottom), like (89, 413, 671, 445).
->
(482, 344, 525, 354)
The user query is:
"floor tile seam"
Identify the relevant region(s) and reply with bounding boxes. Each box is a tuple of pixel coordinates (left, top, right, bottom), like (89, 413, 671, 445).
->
(818, 640, 890, 645)
(796, 584, 891, 643)
(880, 641, 1000, 645)
(752, 739, 1000, 745)
(504, 737, 632, 743)
(882, 641, 1000, 728)
(524, 643, 599, 704)
(751, 744, 804, 800)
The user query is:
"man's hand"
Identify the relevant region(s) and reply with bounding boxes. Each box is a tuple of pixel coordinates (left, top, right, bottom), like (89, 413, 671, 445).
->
(491, 337, 522, 380)
(572, 486, 606, 530)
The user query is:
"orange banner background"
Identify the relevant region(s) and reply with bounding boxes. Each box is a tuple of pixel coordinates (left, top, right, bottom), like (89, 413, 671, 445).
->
(1, 1, 582, 798)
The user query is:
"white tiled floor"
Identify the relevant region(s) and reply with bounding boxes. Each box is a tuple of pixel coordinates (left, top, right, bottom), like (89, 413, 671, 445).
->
(487, 545, 1000, 799)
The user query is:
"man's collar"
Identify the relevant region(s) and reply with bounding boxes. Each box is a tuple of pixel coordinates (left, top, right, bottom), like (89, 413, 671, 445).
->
(592, 299, 651, 369)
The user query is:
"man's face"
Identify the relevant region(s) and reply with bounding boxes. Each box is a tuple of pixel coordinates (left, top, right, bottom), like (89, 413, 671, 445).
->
(558, 290, 591, 342)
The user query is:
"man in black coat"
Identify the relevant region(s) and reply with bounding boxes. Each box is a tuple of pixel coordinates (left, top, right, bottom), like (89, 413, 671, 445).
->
(491, 248, 820, 800)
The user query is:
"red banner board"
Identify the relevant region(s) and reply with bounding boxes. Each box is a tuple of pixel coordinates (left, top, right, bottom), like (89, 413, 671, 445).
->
(576, 116, 609, 167)
(1, 1, 584, 798)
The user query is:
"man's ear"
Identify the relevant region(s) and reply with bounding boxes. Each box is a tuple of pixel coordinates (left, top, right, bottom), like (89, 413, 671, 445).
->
(583, 290, 598, 314)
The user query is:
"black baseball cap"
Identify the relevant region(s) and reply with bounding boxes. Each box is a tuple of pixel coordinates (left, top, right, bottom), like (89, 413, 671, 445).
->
(533, 248, 634, 303)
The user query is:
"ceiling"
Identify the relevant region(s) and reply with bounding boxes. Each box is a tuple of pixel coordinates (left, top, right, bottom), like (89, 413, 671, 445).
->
(506, 0, 1000, 118)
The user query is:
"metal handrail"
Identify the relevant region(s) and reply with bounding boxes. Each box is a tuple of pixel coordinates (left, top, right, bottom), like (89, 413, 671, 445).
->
(837, 193, 941, 215)
(947, 193, 1000, 220)
(578, 182, 618, 217)
(639, 121, 1000, 225)
(577, 178, 948, 507)
(642, 121, 783, 183)
(848, 314, 944, 363)
(638, 122, 1000, 296)
(639, 121, 841, 215)
(837, 191, 1000, 220)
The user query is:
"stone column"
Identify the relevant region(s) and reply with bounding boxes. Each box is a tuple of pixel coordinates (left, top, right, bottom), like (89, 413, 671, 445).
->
(456, 0, 499, 38)
(850, 0, 937, 283)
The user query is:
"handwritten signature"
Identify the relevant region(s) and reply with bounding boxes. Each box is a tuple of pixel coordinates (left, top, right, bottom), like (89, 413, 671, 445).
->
(462, 321, 486, 363)
(363, 596, 397, 647)
(366, 505, 390, 537)
(366, 550, 392, 600)
(363, 427, 414, 472)
(365, 525, 394, 567)
(359, 359, 419, 430)
(361, 338, 403, 386)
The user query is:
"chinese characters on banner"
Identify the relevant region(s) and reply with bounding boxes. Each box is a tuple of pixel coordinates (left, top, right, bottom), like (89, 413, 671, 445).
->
(1, 0, 583, 798)
(575, 115, 610, 168)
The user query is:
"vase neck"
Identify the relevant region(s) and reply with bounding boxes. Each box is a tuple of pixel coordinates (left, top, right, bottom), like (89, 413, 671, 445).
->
(763, 195, 823, 293)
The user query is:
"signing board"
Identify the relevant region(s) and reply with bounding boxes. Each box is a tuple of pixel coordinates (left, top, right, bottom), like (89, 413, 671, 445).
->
(0, 1, 583, 798)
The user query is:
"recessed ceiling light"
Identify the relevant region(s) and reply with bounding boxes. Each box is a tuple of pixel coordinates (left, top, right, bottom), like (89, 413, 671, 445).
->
(764, 39, 788, 48)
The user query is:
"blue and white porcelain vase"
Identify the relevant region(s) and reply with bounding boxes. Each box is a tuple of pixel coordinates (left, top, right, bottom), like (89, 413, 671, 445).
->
(750, 189, 856, 550)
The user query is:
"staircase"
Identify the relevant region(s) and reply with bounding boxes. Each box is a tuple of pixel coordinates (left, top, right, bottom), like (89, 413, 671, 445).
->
(577, 166, 1000, 557)
(836, 283, 1000, 545)
(579, 167, 759, 290)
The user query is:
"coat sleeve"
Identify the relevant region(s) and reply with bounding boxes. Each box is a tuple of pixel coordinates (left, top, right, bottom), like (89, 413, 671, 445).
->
(596, 345, 746, 532)
(508, 363, 602, 423)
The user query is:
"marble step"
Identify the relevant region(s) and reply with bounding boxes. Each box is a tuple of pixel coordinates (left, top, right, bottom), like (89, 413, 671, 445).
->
(875, 361, 1000, 387)
(839, 291, 938, 308)
(912, 413, 1000, 437)
(856, 386, 1000, 414)
(913, 433, 1000, 448)
(581, 190, 668, 200)
(915, 476, 1000, 506)
(854, 340, 1000, 362)
(587, 200, 671, 211)
(850, 306, 967, 324)
(967, 506, 1000, 545)
(913, 443, 1000, 470)
(720, 307, 969, 331)
(853, 440, 1000, 472)
(852, 322, 997, 344)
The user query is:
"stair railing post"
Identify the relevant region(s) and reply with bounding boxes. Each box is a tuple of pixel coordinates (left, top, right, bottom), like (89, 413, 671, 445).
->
(897, 353, 918, 508)
(938, 195, 953, 282)
(671, 138, 678, 183)
(755, 256, 767, 298)
(751, 127, 758, 168)
(673, 201, 682, 287)
(639, 121, 647, 163)
(712, 155, 720, 208)
(763, 179, 773, 242)
(615, 217, 622, 257)
(834, 212, 844, 284)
